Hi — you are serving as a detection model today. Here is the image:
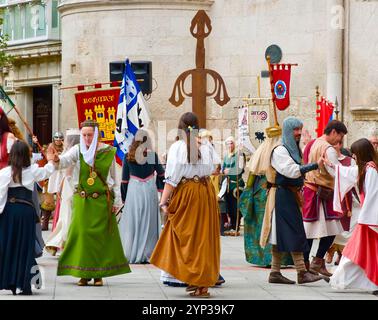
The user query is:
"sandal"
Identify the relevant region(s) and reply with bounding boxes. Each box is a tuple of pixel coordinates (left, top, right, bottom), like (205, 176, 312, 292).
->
(185, 285, 198, 292)
(189, 287, 210, 298)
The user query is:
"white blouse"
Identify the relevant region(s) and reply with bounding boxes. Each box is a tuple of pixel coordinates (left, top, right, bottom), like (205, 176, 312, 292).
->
(334, 165, 378, 226)
(165, 140, 220, 187)
(0, 162, 55, 213)
(58, 144, 121, 207)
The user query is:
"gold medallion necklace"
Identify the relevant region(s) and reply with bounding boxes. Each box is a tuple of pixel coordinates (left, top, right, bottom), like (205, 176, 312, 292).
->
(87, 148, 98, 186)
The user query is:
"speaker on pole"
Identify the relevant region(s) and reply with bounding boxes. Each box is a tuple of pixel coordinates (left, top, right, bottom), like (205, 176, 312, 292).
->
(109, 61, 152, 95)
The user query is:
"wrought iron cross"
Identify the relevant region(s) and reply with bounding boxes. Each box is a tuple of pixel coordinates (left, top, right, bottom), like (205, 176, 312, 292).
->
(169, 10, 230, 128)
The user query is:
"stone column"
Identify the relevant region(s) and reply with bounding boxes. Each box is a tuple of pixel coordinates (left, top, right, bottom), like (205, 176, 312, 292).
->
(326, 0, 344, 112)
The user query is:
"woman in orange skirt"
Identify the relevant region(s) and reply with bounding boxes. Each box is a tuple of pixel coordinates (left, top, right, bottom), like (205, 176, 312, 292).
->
(150, 112, 221, 298)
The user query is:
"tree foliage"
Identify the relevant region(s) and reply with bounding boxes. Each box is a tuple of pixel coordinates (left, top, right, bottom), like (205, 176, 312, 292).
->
(0, 9, 13, 68)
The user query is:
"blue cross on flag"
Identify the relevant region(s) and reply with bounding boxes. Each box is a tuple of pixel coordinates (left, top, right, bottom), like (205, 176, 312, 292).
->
(114, 59, 150, 164)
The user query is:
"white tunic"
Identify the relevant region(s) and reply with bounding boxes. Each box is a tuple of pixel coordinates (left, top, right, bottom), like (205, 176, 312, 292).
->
(334, 165, 378, 227)
(334, 157, 358, 246)
(164, 140, 220, 187)
(331, 164, 378, 291)
(269, 146, 302, 244)
(58, 144, 121, 207)
(303, 146, 344, 238)
(0, 162, 55, 213)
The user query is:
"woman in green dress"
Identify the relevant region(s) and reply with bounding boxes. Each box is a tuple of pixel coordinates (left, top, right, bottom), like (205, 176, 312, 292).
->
(54, 120, 131, 286)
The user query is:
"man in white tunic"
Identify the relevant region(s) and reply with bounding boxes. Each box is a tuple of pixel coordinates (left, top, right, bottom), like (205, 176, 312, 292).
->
(302, 120, 348, 277)
(262, 117, 324, 285)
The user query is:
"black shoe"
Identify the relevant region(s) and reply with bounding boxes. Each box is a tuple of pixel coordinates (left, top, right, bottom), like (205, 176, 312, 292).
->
(215, 275, 225, 286)
(9, 286, 16, 295)
(18, 290, 32, 295)
(268, 272, 296, 284)
(373, 290, 378, 296)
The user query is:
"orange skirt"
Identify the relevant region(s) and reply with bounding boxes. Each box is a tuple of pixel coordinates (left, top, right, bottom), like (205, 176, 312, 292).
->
(150, 179, 220, 287)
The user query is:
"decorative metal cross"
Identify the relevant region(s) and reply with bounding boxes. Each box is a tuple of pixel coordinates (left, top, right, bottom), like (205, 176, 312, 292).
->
(169, 10, 230, 128)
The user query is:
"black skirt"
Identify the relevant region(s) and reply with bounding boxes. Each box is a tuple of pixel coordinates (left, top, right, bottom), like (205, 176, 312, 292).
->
(0, 187, 40, 294)
(275, 187, 309, 253)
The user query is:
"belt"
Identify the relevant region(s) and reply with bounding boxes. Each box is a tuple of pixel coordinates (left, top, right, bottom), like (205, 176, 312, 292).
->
(75, 190, 104, 199)
(304, 182, 333, 192)
(267, 182, 301, 191)
(7, 197, 34, 207)
(180, 175, 209, 185)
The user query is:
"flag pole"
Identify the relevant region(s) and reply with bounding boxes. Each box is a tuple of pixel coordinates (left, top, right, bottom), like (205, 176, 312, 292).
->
(266, 56, 279, 127)
(334, 97, 339, 121)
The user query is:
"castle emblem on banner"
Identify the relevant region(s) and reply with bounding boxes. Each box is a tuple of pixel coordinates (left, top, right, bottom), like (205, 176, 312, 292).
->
(75, 88, 121, 144)
(84, 105, 116, 141)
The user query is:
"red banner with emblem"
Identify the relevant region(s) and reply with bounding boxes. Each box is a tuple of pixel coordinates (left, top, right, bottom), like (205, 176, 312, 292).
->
(75, 89, 120, 144)
(270, 64, 292, 111)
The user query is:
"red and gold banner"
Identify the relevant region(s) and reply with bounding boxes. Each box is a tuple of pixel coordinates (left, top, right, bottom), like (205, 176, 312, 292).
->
(75, 89, 120, 144)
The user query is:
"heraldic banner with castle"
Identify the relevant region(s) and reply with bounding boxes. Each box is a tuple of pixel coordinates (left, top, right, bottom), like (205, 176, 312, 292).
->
(75, 88, 120, 144)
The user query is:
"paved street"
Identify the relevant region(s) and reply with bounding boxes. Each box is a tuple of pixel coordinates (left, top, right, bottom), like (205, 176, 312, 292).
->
(0, 229, 377, 301)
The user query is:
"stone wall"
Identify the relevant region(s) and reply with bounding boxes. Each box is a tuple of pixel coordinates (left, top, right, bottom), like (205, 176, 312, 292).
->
(57, 0, 378, 152)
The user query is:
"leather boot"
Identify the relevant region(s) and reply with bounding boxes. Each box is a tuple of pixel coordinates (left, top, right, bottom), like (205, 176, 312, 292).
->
(325, 244, 336, 264)
(305, 261, 318, 275)
(297, 271, 323, 284)
(310, 257, 333, 277)
(41, 210, 52, 231)
(320, 259, 333, 277)
(268, 272, 296, 284)
(94, 278, 103, 286)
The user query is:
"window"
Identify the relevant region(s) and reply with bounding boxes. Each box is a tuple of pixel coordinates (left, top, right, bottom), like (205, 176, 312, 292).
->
(1, 0, 60, 44)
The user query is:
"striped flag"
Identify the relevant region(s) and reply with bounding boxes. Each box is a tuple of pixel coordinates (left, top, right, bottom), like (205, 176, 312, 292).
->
(114, 59, 150, 164)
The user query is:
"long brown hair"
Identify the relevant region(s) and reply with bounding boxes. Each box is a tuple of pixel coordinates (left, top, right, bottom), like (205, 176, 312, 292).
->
(127, 130, 153, 163)
(350, 138, 378, 190)
(0, 108, 12, 143)
(176, 112, 201, 163)
(8, 140, 31, 184)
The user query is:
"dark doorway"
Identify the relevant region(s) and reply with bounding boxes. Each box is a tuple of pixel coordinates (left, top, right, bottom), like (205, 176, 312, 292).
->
(33, 86, 52, 146)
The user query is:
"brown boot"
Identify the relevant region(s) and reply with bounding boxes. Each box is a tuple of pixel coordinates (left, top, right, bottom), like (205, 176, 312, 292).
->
(268, 272, 296, 284)
(320, 259, 333, 277)
(94, 278, 103, 286)
(325, 244, 336, 264)
(310, 257, 333, 277)
(297, 271, 323, 284)
(77, 278, 90, 286)
(41, 210, 52, 231)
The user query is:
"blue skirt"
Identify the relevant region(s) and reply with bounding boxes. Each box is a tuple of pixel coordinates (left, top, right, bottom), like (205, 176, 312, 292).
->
(0, 189, 40, 294)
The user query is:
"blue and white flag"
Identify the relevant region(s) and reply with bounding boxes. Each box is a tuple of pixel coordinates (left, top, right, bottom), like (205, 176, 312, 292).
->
(114, 59, 150, 163)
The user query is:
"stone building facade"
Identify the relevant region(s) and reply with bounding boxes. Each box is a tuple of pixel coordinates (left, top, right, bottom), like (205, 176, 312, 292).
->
(1, 0, 378, 149)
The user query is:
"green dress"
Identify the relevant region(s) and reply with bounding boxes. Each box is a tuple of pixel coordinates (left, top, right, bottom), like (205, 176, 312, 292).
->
(240, 175, 292, 267)
(57, 146, 131, 278)
(222, 152, 245, 192)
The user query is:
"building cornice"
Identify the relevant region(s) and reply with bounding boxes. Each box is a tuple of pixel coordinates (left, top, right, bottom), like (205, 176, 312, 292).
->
(58, 0, 214, 17)
(5, 41, 62, 63)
